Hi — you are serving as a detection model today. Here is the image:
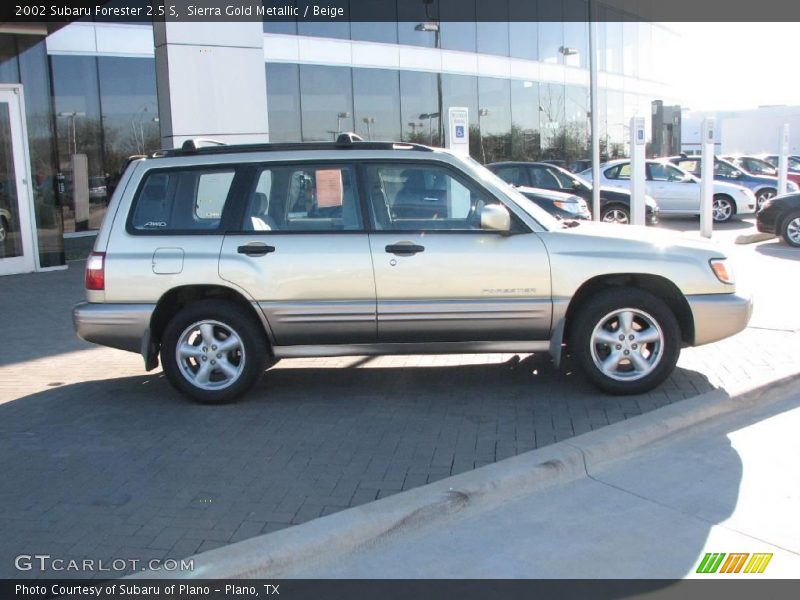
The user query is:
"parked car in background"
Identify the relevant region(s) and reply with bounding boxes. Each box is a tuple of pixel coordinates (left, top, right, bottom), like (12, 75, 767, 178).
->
(759, 154, 800, 172)
(0, 206, 12, 248)
(669, 155, 797, 210)
(73, 136, 752, 402)
(487, 160, 659, 225)
(723, 154, 800, 190)
(757, 193, 800, 247)
(582, 159, 756, 223)
(514, 185, 591, 221)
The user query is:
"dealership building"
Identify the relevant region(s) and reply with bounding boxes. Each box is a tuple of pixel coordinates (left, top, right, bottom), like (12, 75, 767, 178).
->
(0, 1, 679, 275)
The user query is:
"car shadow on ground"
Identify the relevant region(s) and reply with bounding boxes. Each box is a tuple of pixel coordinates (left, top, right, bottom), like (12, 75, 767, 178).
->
(756, 239, 800, 260)
(657, 216, 755, 232)
(0, 355, 715, 578)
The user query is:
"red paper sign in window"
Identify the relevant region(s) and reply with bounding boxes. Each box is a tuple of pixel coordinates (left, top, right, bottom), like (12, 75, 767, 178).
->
(315, 169, 343, 208)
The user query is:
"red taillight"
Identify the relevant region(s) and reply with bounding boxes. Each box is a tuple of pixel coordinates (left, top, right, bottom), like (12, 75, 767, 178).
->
(85, 252, 105, 291)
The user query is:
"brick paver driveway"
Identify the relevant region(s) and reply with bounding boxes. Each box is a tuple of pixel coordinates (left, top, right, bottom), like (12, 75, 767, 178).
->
(2, 221, 798, 577)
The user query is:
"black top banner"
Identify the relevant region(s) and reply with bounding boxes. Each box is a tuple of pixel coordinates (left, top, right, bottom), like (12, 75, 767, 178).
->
(5, 0, 800, 24)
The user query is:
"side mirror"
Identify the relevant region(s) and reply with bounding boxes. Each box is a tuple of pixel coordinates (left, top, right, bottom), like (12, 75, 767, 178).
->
(481, 204, 511, 233)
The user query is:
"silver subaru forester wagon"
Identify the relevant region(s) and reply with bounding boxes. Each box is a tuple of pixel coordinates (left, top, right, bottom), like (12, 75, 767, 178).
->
(73, 136, 752, 403)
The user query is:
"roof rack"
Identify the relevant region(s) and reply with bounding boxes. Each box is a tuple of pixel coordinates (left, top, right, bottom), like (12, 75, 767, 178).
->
(151, 132, 434, 158)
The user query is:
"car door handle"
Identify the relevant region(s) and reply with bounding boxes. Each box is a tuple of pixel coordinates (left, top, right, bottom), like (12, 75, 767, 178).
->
(385, 242, 425, 256)
(237, 244, 275, 257)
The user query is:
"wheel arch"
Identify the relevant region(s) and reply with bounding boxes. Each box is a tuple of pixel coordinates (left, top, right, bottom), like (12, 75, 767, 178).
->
(146, 285, 271, 370)
(561, 273, 695, 351)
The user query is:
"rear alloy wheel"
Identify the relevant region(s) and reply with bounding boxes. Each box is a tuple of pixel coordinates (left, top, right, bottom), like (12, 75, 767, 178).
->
(0, 216, 8, 245)
(712, 195, 735, 223)
(756, 189, 776, 211)
(782, 211, 800, 247)
(601, 204, 630, 225)
(570, 287, 681, 395)
(161, 299, 268, 404)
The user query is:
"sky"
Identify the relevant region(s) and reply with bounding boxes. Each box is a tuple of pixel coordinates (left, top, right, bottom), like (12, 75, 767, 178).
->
(667, 23, 800, 112)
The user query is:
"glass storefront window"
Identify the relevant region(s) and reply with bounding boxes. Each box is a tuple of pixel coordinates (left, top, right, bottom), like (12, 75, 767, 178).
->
(441, 73, 479, 159)
(606, 90, 626, 158)
(50, 55, 106, 232)
(97, 57, 159, 177)
(509, 0, 538, 60)
(477, 1, 510, 58)
(16, 36, 63, 267)
(540, 83, 565, 161)
(563, 1, 589, 69)
(510, 79, 541, 160)
(565, 84, 590, 163)
(478, 77, 512, 163)
(0, 37, 20, 82)
(399, 70, 442, 146)
(440, 0, 476, 53)
(397, 0, 438, 48)
(299, 65, 354, 141)
(350, 0, 398, 44)
(266, 63, 302, 142)
(538, 1, 563, 64)
(262, 0, 297, 34)
(352, 68, 401, 142)
(604, 17, 623, 75)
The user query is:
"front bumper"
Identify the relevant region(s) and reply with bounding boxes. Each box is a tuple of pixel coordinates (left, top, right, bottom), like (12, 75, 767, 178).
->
(686, 292, 753, 347)
(73, 302, 155, 355)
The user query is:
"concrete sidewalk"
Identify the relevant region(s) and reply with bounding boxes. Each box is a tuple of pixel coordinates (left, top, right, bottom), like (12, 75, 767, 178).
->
(284, 385, 800, 579)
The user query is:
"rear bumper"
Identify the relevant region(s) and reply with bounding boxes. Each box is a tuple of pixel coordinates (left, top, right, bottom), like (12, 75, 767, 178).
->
(686, 292, 753, 347)
(73, 302, 155, 354)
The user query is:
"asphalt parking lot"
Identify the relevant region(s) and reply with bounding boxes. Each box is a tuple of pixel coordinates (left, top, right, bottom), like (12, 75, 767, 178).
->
(1, 216, 798, 578)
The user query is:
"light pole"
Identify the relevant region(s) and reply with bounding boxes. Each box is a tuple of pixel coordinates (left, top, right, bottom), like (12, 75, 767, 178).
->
(478, 108, 490, 163)
(588, 0, 601, 221)
(335, 111, 351, 138)
(361, 117, 375, 140)
(57, 111, 86, 156)
(415, 17, 443, 146)
(419, 112, 440, 145)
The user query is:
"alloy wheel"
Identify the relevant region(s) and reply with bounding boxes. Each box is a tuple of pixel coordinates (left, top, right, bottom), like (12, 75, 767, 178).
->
(712, 198, 733, 222)
(590, 308, 664, 382)
(175, 320, 246, 391)
(602, 209, 629, 224)
(787, 217, 800, 246)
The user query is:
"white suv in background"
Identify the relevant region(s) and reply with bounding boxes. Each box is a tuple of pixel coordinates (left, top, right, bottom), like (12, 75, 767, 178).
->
(582, 159, 756, 223)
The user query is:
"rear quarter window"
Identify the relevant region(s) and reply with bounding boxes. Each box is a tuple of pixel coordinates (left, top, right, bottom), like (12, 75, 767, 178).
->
(129, 168, 236, 233)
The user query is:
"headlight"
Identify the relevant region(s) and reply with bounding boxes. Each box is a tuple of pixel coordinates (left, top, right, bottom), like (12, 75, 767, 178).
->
(788, 181, 799, 192)
(554, 198, 588, 215)
(710, 258, 734, 285)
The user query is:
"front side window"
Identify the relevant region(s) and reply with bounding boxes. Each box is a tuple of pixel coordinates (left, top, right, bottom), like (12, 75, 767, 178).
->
(130, 168, 235, 232)
(242, 165, 362, 232)
(676, 159, 700, 176)
(365, 164, 502, 231)
(714, 160, 738, 177)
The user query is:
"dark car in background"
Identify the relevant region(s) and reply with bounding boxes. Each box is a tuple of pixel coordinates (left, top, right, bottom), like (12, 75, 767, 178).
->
(757, 193, 800, 247)
(487, 161, 659, 225)
(515, 186, 591, 221)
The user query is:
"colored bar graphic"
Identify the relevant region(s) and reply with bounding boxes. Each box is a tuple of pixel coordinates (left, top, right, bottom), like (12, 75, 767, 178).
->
(744, 553, 773, 574)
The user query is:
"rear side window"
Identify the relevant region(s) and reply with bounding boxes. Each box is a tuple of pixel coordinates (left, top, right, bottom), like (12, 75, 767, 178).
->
(605, 164, 631, 180)
(493, 166, 527, 187)
(242, 164, 362, 232)
(130, 168, 235, 232)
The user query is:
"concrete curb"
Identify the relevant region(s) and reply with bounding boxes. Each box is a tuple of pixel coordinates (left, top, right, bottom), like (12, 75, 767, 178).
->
(735, 232, 775, 244)
(134, 369, 800, 580)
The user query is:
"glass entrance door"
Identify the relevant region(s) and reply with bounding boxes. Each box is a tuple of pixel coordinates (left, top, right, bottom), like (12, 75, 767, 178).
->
(0, 86, 36, 275)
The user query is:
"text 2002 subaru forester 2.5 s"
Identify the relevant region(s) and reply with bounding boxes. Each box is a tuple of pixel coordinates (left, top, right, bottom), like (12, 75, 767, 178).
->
(73, 137, 753, 404)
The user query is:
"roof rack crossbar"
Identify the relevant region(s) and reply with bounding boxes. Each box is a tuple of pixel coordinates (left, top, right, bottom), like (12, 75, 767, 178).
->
(151, 135, 434, 158)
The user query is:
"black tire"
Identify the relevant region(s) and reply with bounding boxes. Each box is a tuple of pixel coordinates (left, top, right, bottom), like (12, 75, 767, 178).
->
(600, 203, 630, 225)
(781, 210, 800, 248)
(712, 195, 735, 223)
(161, 299, 268, 404)
(570, 287, 681, 395)
(0, 216, 8, 246)
(756, 188, 776, 211)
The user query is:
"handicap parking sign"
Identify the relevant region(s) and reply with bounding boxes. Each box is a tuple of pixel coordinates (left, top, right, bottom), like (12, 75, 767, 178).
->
(455, 125, 465, 138)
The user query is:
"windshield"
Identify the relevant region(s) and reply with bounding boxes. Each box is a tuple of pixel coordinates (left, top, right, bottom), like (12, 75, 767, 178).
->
(460, 156, 562, 230)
